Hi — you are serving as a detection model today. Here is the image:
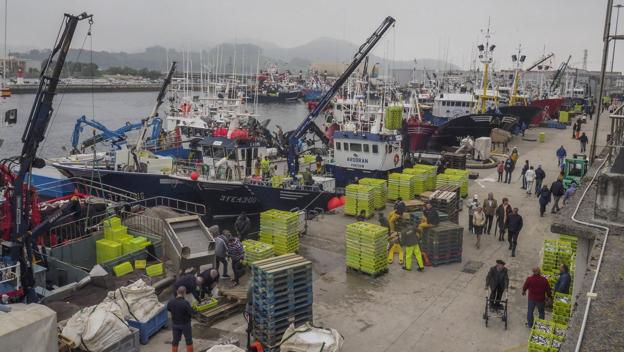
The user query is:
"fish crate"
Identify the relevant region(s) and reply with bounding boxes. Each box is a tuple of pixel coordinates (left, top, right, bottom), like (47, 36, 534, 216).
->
(558, 234, 578, 252)
(242, 240, 275, 265)
(126, 307, 168, 345)
(441, 152, 467, 170)
(413, 164, 438, 191)
(259, 210, 301, 255)
(359, 178, 388, 209)
(345, 222, 388, 276)
(444, 168, 469, 198)
(388, 173, 417, 200)
(528, 329, 553, 352)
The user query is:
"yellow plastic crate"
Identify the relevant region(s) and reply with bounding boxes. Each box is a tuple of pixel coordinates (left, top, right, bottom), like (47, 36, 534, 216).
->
(96, 239, 122, 264)
(113, 261, 134, 277)
(146, 263, 164, 277)
(192, 297, 218, 312)
(134, 260, 146, 269)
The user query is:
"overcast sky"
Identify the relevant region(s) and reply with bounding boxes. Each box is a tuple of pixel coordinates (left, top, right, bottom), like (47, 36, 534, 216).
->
(4, 0, 619, 71)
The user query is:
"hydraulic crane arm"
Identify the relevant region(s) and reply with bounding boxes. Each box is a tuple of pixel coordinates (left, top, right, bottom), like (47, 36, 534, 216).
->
(11, 13, 92, 248)
(287, 16, 395, 177)
(549, 55, 572, 94)
(525, 52, 554, 72)
(71, 115, 162, 153)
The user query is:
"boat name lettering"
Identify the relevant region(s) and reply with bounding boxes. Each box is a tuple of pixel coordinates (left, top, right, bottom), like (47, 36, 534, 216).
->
(346, 157, 368, 164)
(219, 195, 257, 204)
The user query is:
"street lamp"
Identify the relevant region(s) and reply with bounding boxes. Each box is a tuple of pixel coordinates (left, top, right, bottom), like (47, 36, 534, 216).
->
(611, 4, 624, 73)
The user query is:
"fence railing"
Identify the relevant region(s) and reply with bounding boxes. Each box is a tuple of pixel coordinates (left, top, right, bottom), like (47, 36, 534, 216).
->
(120, 210, 168, 237)
(48, 211, 111, 248)
(608, 104, 624, 163)
(126, 196, 206, 216)
(36, 176, 138, 203)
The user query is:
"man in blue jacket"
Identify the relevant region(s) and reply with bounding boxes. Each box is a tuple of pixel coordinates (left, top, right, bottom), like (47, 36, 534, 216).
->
(556, 145, 567, 166)
(554, 264, 571, 294)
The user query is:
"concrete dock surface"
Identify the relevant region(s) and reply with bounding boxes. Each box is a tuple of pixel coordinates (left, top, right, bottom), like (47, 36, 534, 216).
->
(144, 112, 610, 351)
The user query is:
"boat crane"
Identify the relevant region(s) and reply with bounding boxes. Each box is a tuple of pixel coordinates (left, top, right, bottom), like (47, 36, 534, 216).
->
(286, 16, 396, 178)
(6, 13, 92, 292)
(549, 55, 572, 96)
(525, 52, 555, 72)
(70, 115, 162, 154)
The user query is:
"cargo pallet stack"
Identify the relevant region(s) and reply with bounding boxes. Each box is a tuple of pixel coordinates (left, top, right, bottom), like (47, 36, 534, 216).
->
(403, 168, 428, 196)
(437, 173, 467, 198)
(259, 210, 300, 255)
(421, 222, 463, 266)
(444, 168, 469, 198)
(359, 178, 387, 210)
(242, 240, 275, 265)
(345, 222, 388, 277)
(541, 239, 575, 293)
(429, 190, 459, 223)
(251, 254, 313, 351)
(384, 105, 403, 130)
(344, 184, 375, 218)
(528, 318, 568, 352)
(388, 173, 416, 201)
(412, 164, 437, 191)
(441, 152, 467, 169)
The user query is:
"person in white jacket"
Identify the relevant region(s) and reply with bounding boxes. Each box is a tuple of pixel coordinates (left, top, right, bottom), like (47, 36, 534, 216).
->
(524, 166, 536, 196)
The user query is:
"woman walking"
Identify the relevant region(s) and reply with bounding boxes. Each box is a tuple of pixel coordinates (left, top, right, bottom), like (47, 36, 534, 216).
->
(473, 207, 486, 249)
(538, 185, 552, 217)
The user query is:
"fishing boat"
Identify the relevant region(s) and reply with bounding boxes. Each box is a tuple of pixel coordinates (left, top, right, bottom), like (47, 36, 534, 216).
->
(530, 97, 564, 120)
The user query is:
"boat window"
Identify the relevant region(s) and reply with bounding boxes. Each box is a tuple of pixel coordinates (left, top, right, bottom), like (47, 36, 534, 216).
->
(343, 143, 349, 151)
(372, 145, 379, 153)
(203, 145, 212, 157)
(335, 142, 341, 150)
(363, 144, 370, 153)
(212, 146, 225, 159)
(350, 143, 362, 152)
(253, 148, 258, 158)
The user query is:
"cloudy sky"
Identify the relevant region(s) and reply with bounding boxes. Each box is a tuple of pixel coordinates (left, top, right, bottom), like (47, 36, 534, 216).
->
(4, 0, 618, 71)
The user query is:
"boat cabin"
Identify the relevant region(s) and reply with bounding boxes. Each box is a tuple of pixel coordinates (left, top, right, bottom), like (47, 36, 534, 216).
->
(432, 93, 477, 118)
(330, 131, 402, 173)
(198, 136, 269, 180)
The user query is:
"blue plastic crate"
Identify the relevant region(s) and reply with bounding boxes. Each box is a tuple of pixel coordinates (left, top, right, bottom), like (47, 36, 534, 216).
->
(126, 306, 168, 345)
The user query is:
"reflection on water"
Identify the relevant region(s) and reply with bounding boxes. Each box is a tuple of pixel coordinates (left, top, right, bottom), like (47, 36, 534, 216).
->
(0, 92, 309, 159)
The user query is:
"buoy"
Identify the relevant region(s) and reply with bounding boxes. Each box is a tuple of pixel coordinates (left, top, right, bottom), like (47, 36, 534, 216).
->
(327, 197, 341, 210)
(339, 195, 346, 205)
(190, 171, 199, 181)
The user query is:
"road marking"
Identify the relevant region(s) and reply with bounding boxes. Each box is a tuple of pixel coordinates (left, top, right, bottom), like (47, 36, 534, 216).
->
(475, 177, 496, 188)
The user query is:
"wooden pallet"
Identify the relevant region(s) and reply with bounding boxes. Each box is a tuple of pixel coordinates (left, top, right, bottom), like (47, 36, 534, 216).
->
(196, 296, 246, 325)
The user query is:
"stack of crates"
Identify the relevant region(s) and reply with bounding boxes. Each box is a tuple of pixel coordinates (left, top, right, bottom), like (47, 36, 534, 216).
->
(402, 168, 427, 196)
(552, 292, 572, 325)
(384, 105, 403, 130)
(251, 254, 313, 351)
(420, 222, 463, 266)
(528, 319, 567, 352)
(359, 178, 387, 210)
(412, 164, 437, 191)
(96, 216, 152, 264)
(259, 210, 300, 255)
(242, 240, 275, 265)
(344, 184, 359, 216)
(436, 174, 466, 198)
(444, 168, 469, 198)
(541, 239, 559, 273)
(344, 184, 375, 218)
(388, 173, 416, 200)
(345, 222, 388, 276)
(429, 190, 459, 223)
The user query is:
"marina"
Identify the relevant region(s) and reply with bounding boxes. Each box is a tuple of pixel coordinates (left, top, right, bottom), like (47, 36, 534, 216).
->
(0, 1, 623, 352)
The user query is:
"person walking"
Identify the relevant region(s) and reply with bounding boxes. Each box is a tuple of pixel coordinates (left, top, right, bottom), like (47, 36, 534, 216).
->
(522, 267, 552, 328)
(495, 198, 512, 241)
(563, 182, 577, 206)
(485, 260, 509, 309)
(497, 161, 504, 182)
(387, 210, 404, 265)
(520, 160, 529, 190)
(556, 145, 567, 166)
(214, 231, 230, 278)
(226, 234, 245, 287)
(401, 225, 424, 272)
(507, 208, 523, 257)
(550, 178, 565, 213)
(473, 207, 486, 249)
(234, 212, 251, 239)
(504, 157, 514, 184)
(510, 147, 519, 166)
(538, 185, 552, 217)
(579, 132, 589, 153)
(524, 166, 536, 195)
(554, 264, 571, 294)
(168, 286, 195, 352)
(483, 193, 498, 235)
(534, 165, 546, 196)
(466, 194, 480, 234)
(572, 121, 578, 139)
(575, 120, 581, 139)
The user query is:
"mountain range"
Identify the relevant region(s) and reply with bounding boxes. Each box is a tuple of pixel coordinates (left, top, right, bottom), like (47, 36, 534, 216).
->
(13, 37, 458, 74)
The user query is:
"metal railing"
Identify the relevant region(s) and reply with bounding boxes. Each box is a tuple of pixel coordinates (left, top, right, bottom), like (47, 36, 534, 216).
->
(48, 211, 111, 248)
(126, 196, 206, 216)
(608, 104, 624, 163)
(120, 210, 168, 238)
(244, 177, 326, 192)
(36, 176, 138, 203)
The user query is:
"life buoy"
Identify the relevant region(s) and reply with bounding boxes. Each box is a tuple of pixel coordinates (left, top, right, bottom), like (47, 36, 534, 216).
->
(393, 154, 400, 165)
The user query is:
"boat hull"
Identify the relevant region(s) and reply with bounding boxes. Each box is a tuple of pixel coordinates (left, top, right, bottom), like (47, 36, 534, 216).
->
(244, 183, 335, 212)
(498, 106, 546, 125)
(428, 114, 517, 149)
(530, 98, 564, 120)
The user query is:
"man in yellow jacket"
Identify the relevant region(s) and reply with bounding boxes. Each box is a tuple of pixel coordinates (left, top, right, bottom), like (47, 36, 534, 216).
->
(401, 224, 424, 272)
(387, 210, 404, 265)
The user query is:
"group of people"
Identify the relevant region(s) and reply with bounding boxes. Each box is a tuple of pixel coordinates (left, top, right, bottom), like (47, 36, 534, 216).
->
(383, 198, 440, 272)
(466, 194, 523, 257)
(496, 147, 520, 184)
(571, 119, 590, 153)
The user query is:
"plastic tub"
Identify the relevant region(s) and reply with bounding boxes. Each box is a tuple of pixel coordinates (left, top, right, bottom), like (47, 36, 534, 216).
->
(127, 307, 168, 345)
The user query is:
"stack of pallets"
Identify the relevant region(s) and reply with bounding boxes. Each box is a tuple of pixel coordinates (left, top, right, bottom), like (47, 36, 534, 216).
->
(441, 152, 466, 169)
(259, 210, 300, 255)
(429, 190, 459, 223)
(388, 173, 416, 200)
(242, 240, 275, 265)
(251, 254, 313, 351)
(359, 178, 387, 210)
(444, 168, 469, 198)
(344, 184, 375, 218)
(412, 164, 437, 191)
(436, 174, 466, 198)
(345, 222, 388, 277)
(420, 221, 463, 266)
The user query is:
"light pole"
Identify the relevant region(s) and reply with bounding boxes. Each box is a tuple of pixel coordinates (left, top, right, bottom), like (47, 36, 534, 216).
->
(611, 4, 624, 73)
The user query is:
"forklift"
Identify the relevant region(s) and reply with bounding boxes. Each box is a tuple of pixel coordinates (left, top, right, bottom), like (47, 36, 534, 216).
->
(563, 154, 588, 189)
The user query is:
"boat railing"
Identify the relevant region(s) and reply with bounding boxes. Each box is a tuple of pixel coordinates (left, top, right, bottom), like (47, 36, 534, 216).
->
(244, 177, 326, 192)
(172, 159, 246, 182)
(125, 196, 206, 216)
(36, 176, 139, 203)
(119, 210, 169, 238)
(608, 104, 624, 163)
(48, 211, 110, 248)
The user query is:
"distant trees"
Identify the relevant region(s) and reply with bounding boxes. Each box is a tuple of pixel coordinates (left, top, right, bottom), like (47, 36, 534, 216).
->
(103, 66, 162, 79)
(39, 61, 161, 79)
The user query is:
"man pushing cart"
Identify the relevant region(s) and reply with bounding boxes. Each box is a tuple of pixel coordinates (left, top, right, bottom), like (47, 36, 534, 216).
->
(484, 259, 509, 329)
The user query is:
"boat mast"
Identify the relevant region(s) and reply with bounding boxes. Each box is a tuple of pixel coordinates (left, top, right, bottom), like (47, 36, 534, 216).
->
(477, 19, 495, 113)
(2, 0, 6, 91)
(510, 44, 526, 105)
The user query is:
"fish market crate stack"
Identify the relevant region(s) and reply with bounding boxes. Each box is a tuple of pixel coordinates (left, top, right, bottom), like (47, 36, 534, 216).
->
(429, 190, 459, 223)
(412, 164, 437, 191)
(251, 254, 313, 351)
(421, 222, 463, 266)
(388, 173, 416, 201)
(552, 292, 572, 325)
(242, 240, 275, 265)
(444, 168, 469, 198)
(345, 222, 389, 276)
(402, 168, 427, 196)
(358, 178, 387, 210)
(344, 184, 375, 218)
(528, 318, 567, 352)
(259, 210, 300, 255)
